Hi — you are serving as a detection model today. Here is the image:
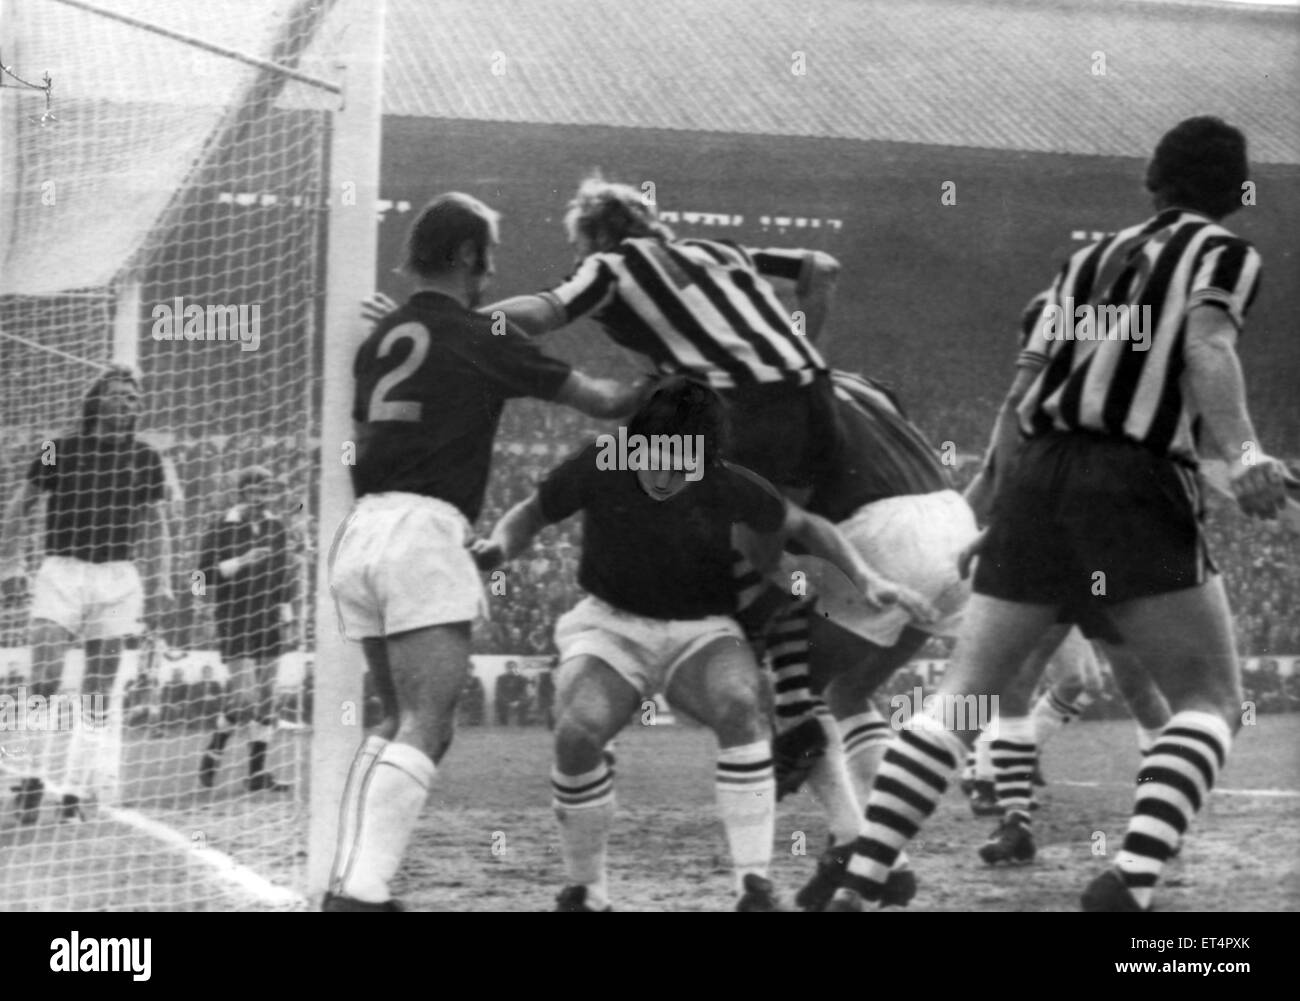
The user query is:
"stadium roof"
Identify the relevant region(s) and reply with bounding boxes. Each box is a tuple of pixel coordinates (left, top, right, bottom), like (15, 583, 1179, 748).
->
(382, 0, 1300, 163)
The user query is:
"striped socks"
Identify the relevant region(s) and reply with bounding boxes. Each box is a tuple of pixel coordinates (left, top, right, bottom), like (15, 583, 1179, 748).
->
(842, 714, 963, 898)
(1115, 710, 1231, 909)
(767, 602, 817, 734)
(990, 715, 1037, 820)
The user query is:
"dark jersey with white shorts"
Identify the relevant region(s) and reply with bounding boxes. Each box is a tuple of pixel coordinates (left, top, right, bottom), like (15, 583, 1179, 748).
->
(351, 291, 573, 522)
(976, 210, 1262, 634)
(536, 445, 787, 620)
(28, 435, 166, 563)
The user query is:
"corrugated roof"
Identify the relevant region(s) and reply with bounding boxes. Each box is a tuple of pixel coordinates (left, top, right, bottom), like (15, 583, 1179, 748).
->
(381, 0, 1300, 163)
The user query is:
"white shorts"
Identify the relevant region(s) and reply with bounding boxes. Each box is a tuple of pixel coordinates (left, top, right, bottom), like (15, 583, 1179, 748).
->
(30, 555, 144, 641)
(328, 492, 485, 640)
(816, 489, 979, 646)
(554, 595, 744, 699)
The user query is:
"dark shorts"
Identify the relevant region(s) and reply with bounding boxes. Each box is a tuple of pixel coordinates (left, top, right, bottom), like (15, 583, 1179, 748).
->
(216, 613, 283, 663)
(973, 432, 1216, 639)
(725, 372, 845, 490)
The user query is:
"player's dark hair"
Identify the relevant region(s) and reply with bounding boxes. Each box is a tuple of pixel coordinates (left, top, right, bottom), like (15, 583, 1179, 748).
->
(1145, 117, 1249, 220)
(402, 192, 500, 279)
(627, 375, 730, 468)
(81, 364, 142, 435)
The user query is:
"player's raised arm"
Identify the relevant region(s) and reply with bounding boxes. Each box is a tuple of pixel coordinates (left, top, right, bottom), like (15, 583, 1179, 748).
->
(482, 292, 569, 338)
(1183, 302, 1288, 519)
(552, 370, 648, 421)
(782, 503, 937, 622)
(744, 247, 841, 345)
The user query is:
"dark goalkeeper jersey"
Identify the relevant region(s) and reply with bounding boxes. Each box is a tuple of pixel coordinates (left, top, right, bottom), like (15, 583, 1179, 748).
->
(351, 291, 573, 522)
(537, 445, 787, 620)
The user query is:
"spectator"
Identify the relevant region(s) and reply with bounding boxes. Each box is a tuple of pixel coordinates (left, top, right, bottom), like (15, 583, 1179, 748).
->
(494, 661, 529, 726)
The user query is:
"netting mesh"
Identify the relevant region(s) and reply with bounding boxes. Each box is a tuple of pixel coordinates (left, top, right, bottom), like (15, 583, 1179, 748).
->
(0, 0, 342, 910)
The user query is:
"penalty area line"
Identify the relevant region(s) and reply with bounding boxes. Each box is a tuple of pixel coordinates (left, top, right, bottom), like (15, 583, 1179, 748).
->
(1053, 779, 1300, 798)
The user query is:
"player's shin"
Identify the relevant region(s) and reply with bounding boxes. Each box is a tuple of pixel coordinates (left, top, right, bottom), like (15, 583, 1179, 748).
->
(767, 602, 818, 734)
(715, 740, 776, 892)
(841, 713, 963, 900)
(1114, 710, 1231, 909)
(329, 735, 435, 904)
(837, 704, 892, 806)
(990, 716, 1036, 820)
(806, 707, 865, 843)
(552, 760, 616, 909)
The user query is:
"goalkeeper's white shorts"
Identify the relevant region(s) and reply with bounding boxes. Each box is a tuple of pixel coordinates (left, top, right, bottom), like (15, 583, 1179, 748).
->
(554, 596, 745, 699)
(30, 556, 143, 641)
(328, 492, 485, 640)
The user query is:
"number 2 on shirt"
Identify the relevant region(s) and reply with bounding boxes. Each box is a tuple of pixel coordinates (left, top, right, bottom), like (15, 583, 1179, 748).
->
(368, 322, 430, 422)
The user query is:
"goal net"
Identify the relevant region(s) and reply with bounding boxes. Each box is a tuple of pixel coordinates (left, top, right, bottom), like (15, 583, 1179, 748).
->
(0, 0, 357, 910)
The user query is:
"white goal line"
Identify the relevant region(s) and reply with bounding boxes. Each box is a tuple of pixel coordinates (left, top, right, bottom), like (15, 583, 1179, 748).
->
(0, 759, 307, 909)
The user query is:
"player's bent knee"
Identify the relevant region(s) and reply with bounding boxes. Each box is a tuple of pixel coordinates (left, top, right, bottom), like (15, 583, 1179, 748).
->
(707, 687, 766, 744)
(553, 713, 609, 766)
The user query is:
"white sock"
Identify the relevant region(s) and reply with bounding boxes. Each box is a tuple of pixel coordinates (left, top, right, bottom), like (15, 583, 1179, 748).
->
(1030, 687, 1091, 746)
(716, 740, 775, 892)
(974, 726, 995, 781)
(332, 737, 435, 904)
(552, 759, 616, 909)
(838, 706, 893, 806)
(807, 710, 865, 843)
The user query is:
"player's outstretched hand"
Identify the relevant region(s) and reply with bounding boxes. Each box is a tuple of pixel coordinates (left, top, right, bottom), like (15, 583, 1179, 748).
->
(361, 292, 399, 327)
(957, 527, 988, 579)
(468, 538, 505, 572)
(1230, 457, 1290, 519)
(0, 574, 29, 608)
(862, 573, 938, 625)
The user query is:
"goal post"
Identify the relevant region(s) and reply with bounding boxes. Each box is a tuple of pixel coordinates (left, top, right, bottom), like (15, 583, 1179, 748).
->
(307, 0, 384, 905)
(0, 0, 381, 910)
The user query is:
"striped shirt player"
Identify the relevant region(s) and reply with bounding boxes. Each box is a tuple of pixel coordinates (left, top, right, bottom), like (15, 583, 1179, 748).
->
(489, 176, 845, 495)
(984, 206, 1263, 620)
(828, 118, 1291, 914)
